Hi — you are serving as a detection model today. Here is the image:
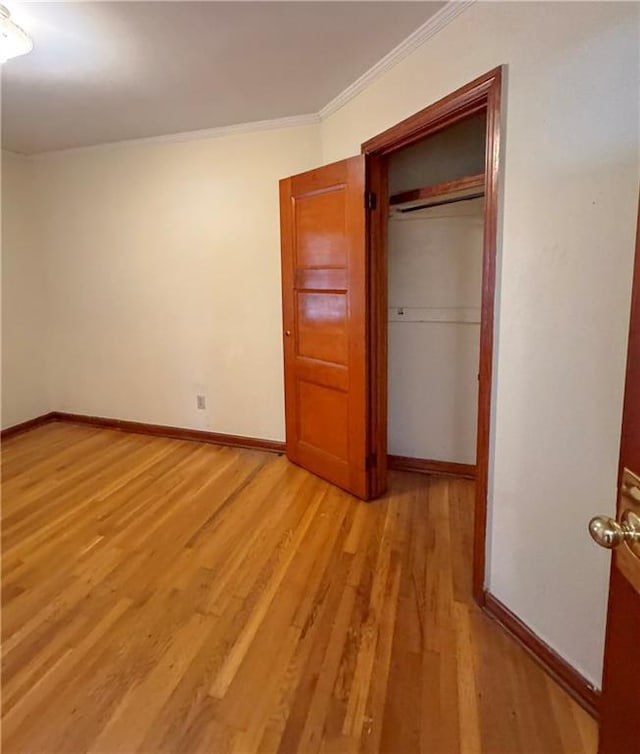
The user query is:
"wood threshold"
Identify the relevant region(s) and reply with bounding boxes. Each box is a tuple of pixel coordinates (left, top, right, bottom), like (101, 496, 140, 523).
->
(1, 411, 285, 454)
(389, 173, 485, 207)
(388, 454, 476, 480)
(483, 591, 601, 720)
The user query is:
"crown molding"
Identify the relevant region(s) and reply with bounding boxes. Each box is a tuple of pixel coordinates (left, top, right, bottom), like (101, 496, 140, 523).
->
(29, 113, 320, 158)
(319, 0, 476, 120)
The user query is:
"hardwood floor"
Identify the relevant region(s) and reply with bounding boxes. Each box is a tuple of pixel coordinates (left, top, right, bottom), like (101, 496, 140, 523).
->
(2, 422, 597, 753)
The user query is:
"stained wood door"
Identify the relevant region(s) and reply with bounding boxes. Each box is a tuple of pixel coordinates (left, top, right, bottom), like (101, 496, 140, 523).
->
(594, 201, 640, 754)
(279, 156, 371, 499)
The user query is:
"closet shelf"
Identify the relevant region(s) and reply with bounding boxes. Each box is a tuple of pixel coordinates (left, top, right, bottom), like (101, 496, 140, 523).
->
(389, 173, 485, 211)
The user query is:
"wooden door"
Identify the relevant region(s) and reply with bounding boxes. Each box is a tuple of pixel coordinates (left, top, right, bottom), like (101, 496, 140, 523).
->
(591, 201, 640, 754)
(279, 156, 371, 499)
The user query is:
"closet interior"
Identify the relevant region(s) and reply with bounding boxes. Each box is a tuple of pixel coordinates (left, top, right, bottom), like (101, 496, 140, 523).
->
(387, 113, 487, 472)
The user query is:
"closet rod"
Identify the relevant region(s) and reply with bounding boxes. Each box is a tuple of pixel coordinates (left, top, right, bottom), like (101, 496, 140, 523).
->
(389, 172, 485, 208)
(397, 192, 484, 213)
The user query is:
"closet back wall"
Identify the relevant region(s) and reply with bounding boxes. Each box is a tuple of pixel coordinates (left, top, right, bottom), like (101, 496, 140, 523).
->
(388, 198, 483, 464)
(31, 124, 321, 440)
(388, 113, 486, 195)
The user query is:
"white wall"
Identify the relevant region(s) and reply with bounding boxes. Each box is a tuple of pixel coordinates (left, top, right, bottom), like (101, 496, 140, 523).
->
(32, 125, 321, 440)
(388, 199, 483, 464)
(322, 1, 640, 686)
(1, 151, 50, 428)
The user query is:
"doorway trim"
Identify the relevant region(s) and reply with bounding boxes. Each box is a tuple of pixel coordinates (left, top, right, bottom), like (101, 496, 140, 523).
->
(362, 66, 503, 605)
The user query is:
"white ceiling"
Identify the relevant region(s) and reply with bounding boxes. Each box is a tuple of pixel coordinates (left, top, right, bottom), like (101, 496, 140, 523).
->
(1, 1, 445, 154)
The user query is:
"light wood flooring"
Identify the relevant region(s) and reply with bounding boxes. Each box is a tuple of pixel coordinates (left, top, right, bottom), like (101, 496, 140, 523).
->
(2, 422, 597, 753)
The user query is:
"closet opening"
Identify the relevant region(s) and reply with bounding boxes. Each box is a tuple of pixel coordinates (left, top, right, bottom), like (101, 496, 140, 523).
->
(363, 67, 502, 605)
(386, 113, 486, 481)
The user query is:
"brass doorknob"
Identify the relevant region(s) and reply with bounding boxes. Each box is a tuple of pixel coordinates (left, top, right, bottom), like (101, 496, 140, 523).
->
(285, 330, 291, 337)
(589, 511, 640, 549)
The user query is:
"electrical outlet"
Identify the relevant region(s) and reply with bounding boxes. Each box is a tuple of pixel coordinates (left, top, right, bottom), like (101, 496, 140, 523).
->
(196, 394, 206, 410)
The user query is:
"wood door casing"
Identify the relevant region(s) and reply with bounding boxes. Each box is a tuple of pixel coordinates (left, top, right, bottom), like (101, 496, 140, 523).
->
(280, 156, 370, 499)
(598, 201, 640, 754)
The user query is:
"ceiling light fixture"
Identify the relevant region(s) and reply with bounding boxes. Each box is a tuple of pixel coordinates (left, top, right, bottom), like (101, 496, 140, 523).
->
(0, 4, 32, 63)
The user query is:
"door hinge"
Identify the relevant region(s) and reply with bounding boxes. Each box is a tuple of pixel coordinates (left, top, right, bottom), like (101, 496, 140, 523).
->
(365, 191, 377, 211)
(366, 452, 377, 470)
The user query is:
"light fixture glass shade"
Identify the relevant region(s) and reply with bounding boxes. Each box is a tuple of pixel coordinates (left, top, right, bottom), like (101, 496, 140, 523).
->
(0, 5, 33, 63)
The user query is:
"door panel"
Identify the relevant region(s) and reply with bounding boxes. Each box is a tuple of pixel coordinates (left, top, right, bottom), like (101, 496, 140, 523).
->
(297, 291, 348, 364)
(295, 190, 348, 267)
(298, 380, 349, 458)
(280, 156, 370, 499)
(596, 201, 640, 754)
